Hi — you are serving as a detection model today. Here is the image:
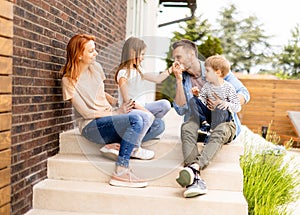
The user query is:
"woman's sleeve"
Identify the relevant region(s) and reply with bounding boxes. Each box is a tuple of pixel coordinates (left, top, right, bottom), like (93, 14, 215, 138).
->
(62, 77, 75, 101)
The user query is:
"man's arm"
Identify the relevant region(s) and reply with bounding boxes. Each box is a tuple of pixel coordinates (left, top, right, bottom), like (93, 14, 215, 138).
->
(173, 62, 186, 106)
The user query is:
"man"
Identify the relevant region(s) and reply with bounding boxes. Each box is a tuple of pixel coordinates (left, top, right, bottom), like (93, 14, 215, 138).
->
(171, 39, 250, 198)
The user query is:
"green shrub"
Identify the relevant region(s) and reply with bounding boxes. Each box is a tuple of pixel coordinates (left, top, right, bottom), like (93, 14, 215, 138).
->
(241, 145, 300, 215)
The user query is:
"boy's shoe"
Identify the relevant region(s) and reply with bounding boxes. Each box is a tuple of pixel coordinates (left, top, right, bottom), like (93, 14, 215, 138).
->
(176, 166, 196, 187)
(99, 145, 119, 161)
(198, 122, 211, 135)
(183, 175, 208, 198)
(131, 147, 155, 160)
(109, 168, 148, 188)
(203, 131, 211, 145)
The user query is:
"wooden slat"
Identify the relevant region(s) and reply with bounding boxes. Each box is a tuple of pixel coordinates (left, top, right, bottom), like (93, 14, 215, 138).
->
(0, 57, 12, 75)
(288, 111, 300, 137)
(0, 37, 13, 56)
(0, 18, 13, 38)
(239, 78, 300, 146)
(0, 76, 12, 93)
(0, 131, 10, 151)
(0, 95, 12, 112)
(0, 203, 10, 215)
(0, 185, 10, 207)
(0, 168, 10, 188)
(0, 113, 11, 131)
(0, 149, 11, 169)
(0, 0, 13, 20)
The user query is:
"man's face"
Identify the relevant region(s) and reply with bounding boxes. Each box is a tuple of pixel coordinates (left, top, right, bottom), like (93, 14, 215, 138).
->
(172, 46, 193, 71)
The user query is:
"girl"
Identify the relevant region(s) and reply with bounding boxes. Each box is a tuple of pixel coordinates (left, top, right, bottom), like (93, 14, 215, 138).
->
(115, 37, 172, 138)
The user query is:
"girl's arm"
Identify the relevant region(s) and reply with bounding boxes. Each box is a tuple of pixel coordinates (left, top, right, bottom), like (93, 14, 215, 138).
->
(118, 77, 151, 113)
(143, 67, 172, 84)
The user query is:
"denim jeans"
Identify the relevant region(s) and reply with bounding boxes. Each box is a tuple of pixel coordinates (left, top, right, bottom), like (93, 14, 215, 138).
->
(82, 113, 144, 167)
(145, 99, 171, 119)
(181, 119, 236, 170)
(188, 96, 232, 130)
(142, 99, 171, 140)
(128, 109, 154, 146)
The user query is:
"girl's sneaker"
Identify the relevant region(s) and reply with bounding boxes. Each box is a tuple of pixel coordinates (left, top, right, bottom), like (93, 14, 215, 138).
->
(109, 168, 148, 188)
(131, 147, 155, 160)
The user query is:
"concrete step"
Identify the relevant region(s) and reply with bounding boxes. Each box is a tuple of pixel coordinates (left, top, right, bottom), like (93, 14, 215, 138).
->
(59, 128, 244, 164)
(32, 179, 248, 215)
(47, 154, 243, 191)
(24, 209, 106, 215)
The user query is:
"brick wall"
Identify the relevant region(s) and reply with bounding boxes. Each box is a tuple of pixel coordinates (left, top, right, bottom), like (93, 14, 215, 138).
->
(11, 0, 127, 214)
(0, 0, 13, 214)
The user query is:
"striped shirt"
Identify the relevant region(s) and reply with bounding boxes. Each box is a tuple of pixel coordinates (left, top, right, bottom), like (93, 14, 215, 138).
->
(199, 80, 241, 113)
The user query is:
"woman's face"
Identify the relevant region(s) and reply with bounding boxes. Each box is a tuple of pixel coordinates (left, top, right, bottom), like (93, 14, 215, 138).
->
(80, 40, 98, 65)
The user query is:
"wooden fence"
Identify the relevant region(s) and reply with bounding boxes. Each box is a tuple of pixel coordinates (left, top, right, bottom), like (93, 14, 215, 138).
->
(239, 79, 300, 147)
(0, 0, 13, 214)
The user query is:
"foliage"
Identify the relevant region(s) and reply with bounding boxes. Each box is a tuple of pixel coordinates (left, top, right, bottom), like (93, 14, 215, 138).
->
(275, 24, 300, 77)
(159, 16, 222, 102)
(241, 141, 300, 215)
(215, 4, 272, 73)
(165, 16, 223, 68)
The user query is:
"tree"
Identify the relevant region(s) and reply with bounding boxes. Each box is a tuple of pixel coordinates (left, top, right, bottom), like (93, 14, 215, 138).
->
(276, 24, 300, 78)
(216, 4, 272, 73)
(166, 16, 223, 67)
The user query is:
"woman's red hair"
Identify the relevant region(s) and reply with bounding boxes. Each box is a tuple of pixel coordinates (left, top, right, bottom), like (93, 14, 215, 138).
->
(61, 34, 95, 81)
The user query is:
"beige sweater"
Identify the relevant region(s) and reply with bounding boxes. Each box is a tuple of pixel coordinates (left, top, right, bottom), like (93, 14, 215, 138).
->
(62, 62, 113, 133)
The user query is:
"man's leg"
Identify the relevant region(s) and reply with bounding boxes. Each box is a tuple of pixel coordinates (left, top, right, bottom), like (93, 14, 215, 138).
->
(196, 121, 236, 170)
(176, 119, 207, 197)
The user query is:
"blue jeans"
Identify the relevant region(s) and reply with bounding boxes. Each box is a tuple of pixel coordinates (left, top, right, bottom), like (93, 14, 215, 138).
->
(128, 109, 154, 146)
(145, 99, 171, 119)
(142, 99, 171, 141)
(188, 97, 232, 130)
(82, 113, 144, 168)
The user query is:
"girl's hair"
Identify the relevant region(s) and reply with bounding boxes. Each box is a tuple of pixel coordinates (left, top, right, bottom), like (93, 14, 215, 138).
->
(61, 34, 95, 81)
(204, 55, 230, 77)
(114, 37, 146, 83)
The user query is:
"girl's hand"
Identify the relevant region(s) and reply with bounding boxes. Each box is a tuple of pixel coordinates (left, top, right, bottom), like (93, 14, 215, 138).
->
(117, 99, 135, 114)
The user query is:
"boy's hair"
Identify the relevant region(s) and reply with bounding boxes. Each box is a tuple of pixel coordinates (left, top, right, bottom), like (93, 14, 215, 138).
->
(204, 55, 230, 77)
(172, 39, 198, 57)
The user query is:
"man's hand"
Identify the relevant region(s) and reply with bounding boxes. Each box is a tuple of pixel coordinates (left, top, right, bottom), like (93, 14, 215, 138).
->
(172, 61, 183, 81)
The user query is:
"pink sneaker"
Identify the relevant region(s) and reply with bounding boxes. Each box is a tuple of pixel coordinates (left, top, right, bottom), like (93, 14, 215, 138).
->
(109, 168, 148, 188)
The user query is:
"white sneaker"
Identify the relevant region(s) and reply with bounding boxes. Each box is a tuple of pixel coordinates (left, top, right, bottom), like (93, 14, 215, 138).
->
(99, 145, 119, 161)
(131, 147, 155, 160)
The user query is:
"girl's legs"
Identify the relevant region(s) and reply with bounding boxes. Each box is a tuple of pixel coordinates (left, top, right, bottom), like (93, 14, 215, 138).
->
(82, 113, 148, 187)
(144, 99, 171, 119)
(82, 114, 143, 167)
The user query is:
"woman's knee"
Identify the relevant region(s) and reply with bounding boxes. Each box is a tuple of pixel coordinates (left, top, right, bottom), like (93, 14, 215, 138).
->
(128, 114, 144, 133)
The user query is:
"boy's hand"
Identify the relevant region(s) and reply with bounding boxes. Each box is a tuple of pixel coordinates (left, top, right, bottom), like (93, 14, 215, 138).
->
(191, 86, 200, 96)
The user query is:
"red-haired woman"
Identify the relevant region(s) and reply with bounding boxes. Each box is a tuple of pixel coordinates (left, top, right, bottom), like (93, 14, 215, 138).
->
(61, 34, 152, 188)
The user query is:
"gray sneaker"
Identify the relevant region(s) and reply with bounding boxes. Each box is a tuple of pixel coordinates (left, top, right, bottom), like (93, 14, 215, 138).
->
(183, 175, 208, 198)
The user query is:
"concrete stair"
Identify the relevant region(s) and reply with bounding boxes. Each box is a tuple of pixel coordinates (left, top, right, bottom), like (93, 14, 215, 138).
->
(25, 108, 248, 215)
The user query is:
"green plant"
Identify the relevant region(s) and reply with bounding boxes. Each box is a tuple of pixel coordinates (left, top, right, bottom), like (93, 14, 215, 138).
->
(241, 144, 300, 215)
